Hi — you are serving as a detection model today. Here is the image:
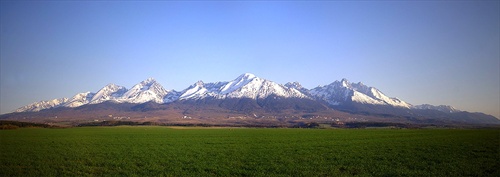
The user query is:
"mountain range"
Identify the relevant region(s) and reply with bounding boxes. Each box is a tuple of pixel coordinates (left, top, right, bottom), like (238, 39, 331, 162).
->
(2, 73, 498, 126)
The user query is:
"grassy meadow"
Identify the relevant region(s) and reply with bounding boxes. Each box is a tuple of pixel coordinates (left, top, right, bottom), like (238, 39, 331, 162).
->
(0, 127, 498, 176)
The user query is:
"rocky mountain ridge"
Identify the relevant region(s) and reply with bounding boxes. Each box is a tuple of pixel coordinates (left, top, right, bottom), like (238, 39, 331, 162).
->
(7, 73, 499, 125)
(12, 73, 465, 114)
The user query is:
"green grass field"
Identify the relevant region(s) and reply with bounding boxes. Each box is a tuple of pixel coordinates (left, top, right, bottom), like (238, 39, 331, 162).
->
(1, 127, 498, 176)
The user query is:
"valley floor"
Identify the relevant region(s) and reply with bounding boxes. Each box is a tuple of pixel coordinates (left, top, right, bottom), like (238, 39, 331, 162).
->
(0, 127, 498, 176)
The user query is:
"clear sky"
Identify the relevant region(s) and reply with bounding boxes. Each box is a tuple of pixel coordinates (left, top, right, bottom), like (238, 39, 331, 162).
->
(1, 1, 499, 118)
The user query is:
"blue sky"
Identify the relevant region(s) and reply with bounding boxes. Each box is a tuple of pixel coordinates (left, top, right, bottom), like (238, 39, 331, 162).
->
(1, 1, 499, 118)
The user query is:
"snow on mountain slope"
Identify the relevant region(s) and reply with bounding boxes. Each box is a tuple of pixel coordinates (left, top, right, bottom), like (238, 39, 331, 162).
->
(15, 98, 69, 112)
(64, 92, 96, 108)
(220, 73, 256, 94)
(351, 91, 384, 105)
(176, 73, 310, 100)
(349, 82, 411, 108)
(179, 81, 209, 100)
(222, 75, 309, 99)
(90, 84, 127, 104)
(119, 78, 169, 104)
(284, 82, 309, 94)
(11, 74, 417, 113)
(310, 79, 357, 105)
(178, 81, 225, 100)
(163, 91, 181, 103)
(412, 104, 460, 113)
(12, 78, 172, 112)
(310, 79, 410, 108)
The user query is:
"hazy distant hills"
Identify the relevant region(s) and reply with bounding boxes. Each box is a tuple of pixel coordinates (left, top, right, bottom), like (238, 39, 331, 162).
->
(2, 73, 498, 126)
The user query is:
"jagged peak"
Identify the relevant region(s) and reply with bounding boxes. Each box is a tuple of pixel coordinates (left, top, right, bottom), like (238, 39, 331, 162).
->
(129, 78, 166, 92)
(140, 77, 157, 85)
(285, 81, 303, 89)
(100, 83, 125, 90)
(184, 80, 205, 89)
(236, 73, 257, 81)
(72, 92, 94, 99)
(10, 74, 413, 113)
(340, 78, 350, 87)
(104, 83, 120, 87)
(286, 81, 301, 85)
(195, 80, 204, 86)
(76, 91, 92, 95)
(412, 104, 459, 113)
(14, 97, 69, 112)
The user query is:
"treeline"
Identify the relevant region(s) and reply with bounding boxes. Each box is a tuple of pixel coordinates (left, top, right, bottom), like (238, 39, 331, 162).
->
(77, 120, 289, 128)
(0, 120, 54, 130)
(293, 122, 321, 128)
(2, 120, 455, 129)
(337, 122, 422, 128)
(77, 121, 161, 127)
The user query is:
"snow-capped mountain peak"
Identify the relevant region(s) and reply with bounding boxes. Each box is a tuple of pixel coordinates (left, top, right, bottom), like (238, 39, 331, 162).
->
(195, 80, 204, 86)
(90, 84, 127, 104)
(310, 78, 410, 108)
(221, 73, 310, 99)
(64, 92, 95, 107)
(285, 81, 310, 94)
(412, 104, 460, 113)
(120, 78, 169, 104)
(220, 73, 258, 94)
(11, 74, 429, 113)
(141, 77, 156, 84)
(285, 82, 303, 89)
(7, 74, 499, 125)
(340, 78, 350, 87)
(178, 80, 210, 100)
(15, 98, 69, 112)
(175, 73, 310, 100)
(238, 73, 257, 80)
